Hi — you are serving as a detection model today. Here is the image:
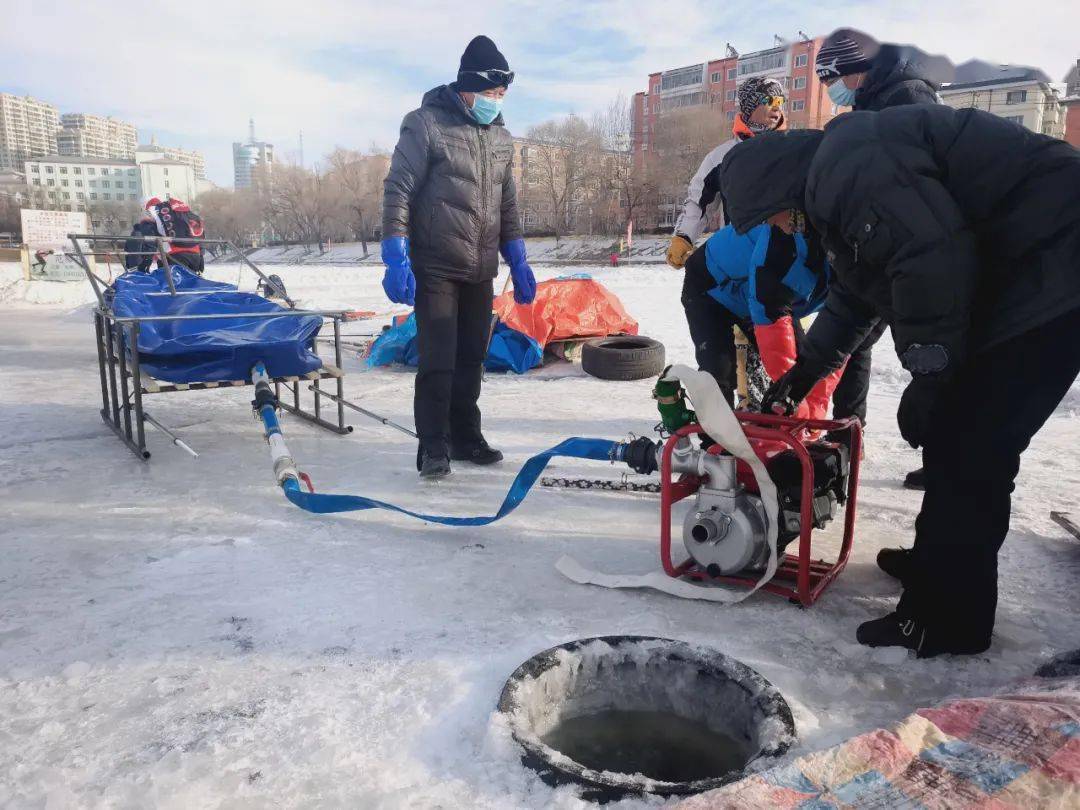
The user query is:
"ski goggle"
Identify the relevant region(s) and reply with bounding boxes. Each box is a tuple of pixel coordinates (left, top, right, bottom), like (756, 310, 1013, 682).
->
(458, 69, 515, 87)
(764, 95, 785, 108)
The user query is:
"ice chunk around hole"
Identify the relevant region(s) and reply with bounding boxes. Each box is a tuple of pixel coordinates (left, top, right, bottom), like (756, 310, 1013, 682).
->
(496, 635, 796, 801)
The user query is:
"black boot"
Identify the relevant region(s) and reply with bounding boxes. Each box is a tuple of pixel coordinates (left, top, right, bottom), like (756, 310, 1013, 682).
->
(450, 438, 503, 465)
(419, 450, 451, 479)
(877, 547, 915, 582)
(856, 612, 991, 658)
(903, 467, 926, 490)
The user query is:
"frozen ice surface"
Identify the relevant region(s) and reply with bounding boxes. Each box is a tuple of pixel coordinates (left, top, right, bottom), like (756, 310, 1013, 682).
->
(1, 260, 1078, 807)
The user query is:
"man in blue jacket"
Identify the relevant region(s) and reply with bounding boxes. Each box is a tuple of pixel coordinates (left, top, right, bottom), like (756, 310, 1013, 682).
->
(381, 36, 536, 479)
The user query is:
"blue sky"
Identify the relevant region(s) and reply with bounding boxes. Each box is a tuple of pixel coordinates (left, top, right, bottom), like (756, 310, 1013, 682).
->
(3, 1, 1076, 186)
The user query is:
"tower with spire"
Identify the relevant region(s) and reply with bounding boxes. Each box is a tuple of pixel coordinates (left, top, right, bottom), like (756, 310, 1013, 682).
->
(232, 117, 274, 189)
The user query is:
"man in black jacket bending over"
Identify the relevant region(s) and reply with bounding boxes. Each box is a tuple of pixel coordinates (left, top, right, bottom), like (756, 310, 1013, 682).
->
(381, 36, 536, 479)
(720, 107, 1080, 658)
(814, 28, 947, 483)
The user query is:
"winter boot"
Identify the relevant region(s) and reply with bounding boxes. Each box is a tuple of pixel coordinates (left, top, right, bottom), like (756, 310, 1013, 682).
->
(450, 438, 503, 466)
(419, 450, 452, 480)
(903, 467, 926, 490)
(856, 612, 990, 658)
(877, 547, 915, 582)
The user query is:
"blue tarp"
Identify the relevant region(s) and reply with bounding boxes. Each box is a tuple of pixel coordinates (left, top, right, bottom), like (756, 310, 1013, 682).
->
(110, 266, 324, 383)
(366, 313, 543, 374)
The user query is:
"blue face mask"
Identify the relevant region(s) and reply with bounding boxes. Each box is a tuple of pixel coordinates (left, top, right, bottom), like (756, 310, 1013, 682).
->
(828, 80, 857, 108)
(470, 93, 503, 125)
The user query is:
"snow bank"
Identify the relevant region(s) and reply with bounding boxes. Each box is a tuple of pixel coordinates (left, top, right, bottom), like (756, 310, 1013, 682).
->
(241, 236, 674, 266)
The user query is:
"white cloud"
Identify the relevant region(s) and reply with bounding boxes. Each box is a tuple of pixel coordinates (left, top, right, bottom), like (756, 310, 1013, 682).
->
(4, 0, 1075, 185)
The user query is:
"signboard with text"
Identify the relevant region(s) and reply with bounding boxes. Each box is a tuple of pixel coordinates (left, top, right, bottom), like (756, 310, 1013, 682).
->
(20, 208, 94, 282)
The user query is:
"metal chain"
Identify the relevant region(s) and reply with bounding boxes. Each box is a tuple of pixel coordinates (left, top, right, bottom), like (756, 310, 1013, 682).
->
(541, 476, 661, 494)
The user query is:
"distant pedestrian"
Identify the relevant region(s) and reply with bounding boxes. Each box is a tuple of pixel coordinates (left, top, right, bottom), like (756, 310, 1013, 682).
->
(381, 35, 536, 479)
(32, 248, 54, 273)
(128, 196, 206, 274)
(609, 251, 619, 267)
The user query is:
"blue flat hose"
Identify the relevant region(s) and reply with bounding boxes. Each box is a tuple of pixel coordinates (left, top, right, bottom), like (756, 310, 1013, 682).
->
(280, 437, 619, 525)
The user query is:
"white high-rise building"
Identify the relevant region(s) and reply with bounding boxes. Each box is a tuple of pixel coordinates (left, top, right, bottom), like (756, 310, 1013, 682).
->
(233, 118, 274, 189)
(136, 136, 206, 180)
(57, 113, 137, 161)
(0, 93, 60, 172)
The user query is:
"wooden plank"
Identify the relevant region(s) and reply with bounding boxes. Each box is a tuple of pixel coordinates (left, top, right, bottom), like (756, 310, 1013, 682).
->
(142, 378, 161, 394)
(175, 383, 190, 391)
(303, 370, 321, 381)
(321, 364, 344, 378)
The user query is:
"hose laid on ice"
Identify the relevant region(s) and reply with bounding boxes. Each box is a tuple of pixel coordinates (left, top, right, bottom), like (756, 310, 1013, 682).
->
(279, 437, 618, 525)
(251, 363, 618, 525)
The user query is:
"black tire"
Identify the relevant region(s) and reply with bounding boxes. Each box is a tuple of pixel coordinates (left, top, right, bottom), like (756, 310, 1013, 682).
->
(581, 335, 666, 381)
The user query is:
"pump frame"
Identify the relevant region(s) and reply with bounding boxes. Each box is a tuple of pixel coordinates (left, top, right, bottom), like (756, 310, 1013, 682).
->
(659, 413, 862, 607)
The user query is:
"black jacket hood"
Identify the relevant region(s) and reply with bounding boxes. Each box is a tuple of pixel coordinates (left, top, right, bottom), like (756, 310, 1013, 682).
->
(855, 45, 953, 110)
(422, 84, 506, 127)
(719, 129, 824, 233)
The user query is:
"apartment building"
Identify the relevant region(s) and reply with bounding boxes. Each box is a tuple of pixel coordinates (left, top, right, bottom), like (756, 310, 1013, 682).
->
(136, 137, 207, 180)
(940, 65, 1067, 140)
(633, 35, 834, 165)
(57, 113, 137, 161)
(24, 151, 200, 231)
(0, 93, 60, 172)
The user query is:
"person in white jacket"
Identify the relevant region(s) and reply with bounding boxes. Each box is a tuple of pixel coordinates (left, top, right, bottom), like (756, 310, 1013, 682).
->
(665, 77, 786, 268)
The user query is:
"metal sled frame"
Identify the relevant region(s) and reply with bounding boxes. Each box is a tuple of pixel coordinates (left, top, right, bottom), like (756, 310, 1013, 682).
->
(659, 413, 863, 608)
(68, 233, 354, 460)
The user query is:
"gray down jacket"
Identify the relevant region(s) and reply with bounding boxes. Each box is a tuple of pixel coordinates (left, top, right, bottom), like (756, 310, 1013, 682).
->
(382, 84, 523, 283)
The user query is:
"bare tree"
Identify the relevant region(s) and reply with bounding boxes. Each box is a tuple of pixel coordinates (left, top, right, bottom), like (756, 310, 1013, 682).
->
(648, 106, 723, 229)
(263, 164, 344, 248)
(197, 188, 263, 247)
(324, 147, 389, 255)
(524, 115, 603, 241)
(592, 95, 657, 234)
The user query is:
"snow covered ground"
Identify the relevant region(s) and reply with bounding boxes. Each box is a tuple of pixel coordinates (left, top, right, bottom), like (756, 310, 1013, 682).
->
(1, 261, 1079, 808)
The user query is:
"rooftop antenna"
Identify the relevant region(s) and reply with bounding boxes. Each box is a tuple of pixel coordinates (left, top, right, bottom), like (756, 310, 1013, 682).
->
(248, 117, 256, 143)
(726, 43, 738, 59)
(774, 34, 786, 47)
(299, 130, 304, 168)
(798, 30, 811, 43)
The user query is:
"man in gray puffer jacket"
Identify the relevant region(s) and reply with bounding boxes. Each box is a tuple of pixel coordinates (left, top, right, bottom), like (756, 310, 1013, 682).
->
(382, 35, 536, 479)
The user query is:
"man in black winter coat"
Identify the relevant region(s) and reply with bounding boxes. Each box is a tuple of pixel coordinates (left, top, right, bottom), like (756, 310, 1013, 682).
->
(381, 35, 536, 479)
(814, 28, 949, 473)
(720, 106, 1080, 658)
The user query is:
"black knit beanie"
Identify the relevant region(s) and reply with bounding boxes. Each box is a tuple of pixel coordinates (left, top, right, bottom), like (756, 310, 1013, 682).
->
(457, 36, 511, 92)
(815, 28, 880, 80)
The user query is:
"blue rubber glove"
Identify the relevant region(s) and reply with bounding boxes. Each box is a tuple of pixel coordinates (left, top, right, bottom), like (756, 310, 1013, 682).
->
(500, 239, 536, 305)
(380, 236, 415, 306)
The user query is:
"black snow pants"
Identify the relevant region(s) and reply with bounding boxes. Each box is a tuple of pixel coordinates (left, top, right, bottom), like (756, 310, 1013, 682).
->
(413, 272, 493, 460)
(171, 250, 205, 275)
(898, 307, 1080, 651)
(832, 320, 886, 425)
(681, 247, 756, 406)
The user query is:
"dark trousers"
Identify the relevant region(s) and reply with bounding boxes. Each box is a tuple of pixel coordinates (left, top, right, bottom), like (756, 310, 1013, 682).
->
(832, 320, 886, 425)
(899, 308, 1080, 649)
(171, 250, 204, 275)
(413, 273, 493, 458)
(682, 247, 756, 405)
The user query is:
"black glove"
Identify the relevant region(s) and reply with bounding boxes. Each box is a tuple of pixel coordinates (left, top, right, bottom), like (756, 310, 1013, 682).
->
(897, 375, 949, 449)
(760, 362, 822, 416)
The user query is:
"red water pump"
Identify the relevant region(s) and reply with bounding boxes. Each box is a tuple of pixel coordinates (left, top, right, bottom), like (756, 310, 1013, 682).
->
(619, 382, 862, 607)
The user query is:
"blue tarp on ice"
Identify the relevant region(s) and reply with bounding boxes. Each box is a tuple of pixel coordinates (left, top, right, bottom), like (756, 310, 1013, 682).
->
(110, 265, 324, 383)
(367, 313, 543, 374)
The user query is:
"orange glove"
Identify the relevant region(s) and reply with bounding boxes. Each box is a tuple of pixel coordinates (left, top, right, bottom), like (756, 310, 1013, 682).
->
(666, 235, 694, 268)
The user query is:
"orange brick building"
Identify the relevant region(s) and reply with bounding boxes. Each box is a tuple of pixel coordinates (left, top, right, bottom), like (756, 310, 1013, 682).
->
(632, 36, 837, 170)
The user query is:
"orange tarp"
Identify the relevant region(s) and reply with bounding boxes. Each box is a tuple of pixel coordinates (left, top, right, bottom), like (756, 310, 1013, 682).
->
(493, 278, 638, 348)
